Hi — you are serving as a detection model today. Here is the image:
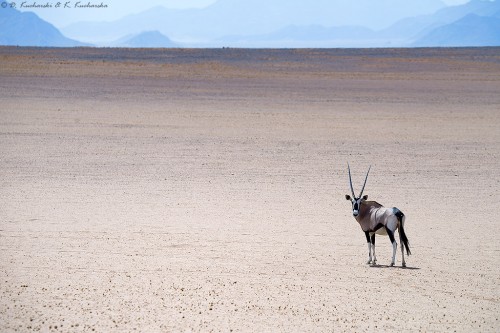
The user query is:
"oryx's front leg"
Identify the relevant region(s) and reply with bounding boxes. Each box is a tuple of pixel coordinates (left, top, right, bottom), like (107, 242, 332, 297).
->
(365, 232, 375, 265)
(370, 233, 377, 265)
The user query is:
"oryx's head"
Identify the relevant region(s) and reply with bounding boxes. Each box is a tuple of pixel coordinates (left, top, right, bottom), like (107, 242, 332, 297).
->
(345, 163, 371, 217)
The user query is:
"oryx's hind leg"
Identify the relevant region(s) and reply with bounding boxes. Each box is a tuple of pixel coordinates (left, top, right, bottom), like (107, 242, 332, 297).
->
(385, 227, 397, 267)
(399, 237, 406, 267)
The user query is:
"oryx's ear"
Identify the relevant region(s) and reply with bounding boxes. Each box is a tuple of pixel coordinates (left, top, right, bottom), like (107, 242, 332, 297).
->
(345, 194, 351, 201)
(362, 195, 368, 200)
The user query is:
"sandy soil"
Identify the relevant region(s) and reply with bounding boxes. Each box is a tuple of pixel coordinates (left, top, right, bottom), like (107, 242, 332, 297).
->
(1, 46, 499, 332)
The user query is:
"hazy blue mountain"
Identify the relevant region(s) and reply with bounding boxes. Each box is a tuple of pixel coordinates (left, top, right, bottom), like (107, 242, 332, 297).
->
(413, 13, 500, 46)
(117, 31, 178, 48)
(0, 6, 87, 46)
(62, 0, 445, 45)
(380, 0, 500, 41)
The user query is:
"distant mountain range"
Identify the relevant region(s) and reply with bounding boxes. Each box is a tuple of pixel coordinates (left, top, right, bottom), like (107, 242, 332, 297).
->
(219, 0, 500, 47)
(1, 0, 499, 48)
(413, 13, 500, 46)
(389, 0, 500, 46)
(61, 0, 446, 44)
(0, 6, 86, 47)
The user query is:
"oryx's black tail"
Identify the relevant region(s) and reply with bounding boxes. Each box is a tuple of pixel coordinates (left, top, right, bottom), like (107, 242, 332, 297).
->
(396, 210, 411, 256)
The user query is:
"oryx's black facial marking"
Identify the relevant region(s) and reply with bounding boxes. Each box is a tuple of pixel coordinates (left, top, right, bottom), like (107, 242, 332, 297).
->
(348, 196, 363, 217)
(353, 199, 359, 216)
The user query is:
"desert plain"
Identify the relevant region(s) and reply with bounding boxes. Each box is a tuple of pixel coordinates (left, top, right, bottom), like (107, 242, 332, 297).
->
(0, 46, 499, 332)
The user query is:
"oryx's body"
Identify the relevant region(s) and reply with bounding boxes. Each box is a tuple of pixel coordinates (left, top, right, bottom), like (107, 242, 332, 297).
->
(346, 164, 410, 267)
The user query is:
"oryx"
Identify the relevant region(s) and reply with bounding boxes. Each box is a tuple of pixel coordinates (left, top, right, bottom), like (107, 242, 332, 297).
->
(345, 164, 410, 267)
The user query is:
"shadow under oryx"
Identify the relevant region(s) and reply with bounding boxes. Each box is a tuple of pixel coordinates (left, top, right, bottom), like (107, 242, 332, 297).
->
(369, 264, 420, 270)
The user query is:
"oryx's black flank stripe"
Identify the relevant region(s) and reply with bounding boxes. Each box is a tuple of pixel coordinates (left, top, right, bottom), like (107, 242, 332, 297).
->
(371, 223, 384, 233)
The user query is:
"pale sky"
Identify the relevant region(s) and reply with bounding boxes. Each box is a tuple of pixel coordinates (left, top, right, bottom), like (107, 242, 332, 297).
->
(18, 0, 471, 28)
(17, 0, 217, 27)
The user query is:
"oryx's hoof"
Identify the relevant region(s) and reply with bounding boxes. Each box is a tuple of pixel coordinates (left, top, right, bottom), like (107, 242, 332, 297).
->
(390, 262, 395, 267)
(402, 262, 406, 268)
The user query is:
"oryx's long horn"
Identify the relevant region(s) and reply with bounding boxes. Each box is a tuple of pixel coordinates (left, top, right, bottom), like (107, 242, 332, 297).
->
(359, 165, 371, 197)
(347, 162, 355, 198)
